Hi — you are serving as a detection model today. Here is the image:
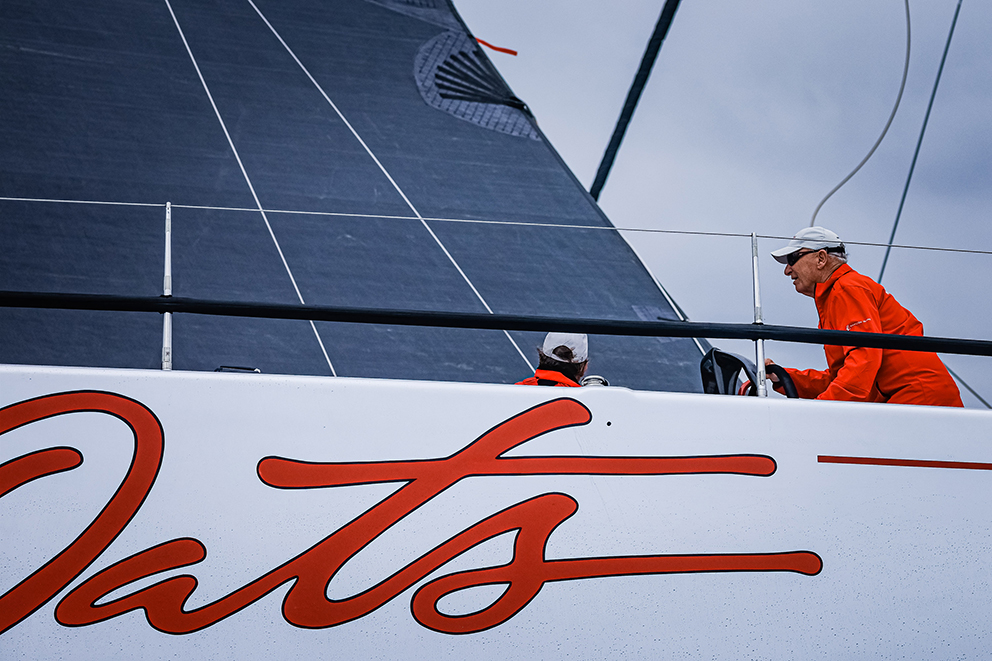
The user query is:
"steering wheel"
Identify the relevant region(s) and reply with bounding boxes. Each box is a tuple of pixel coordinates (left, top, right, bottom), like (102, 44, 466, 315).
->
(739, 364, 798, 398)
(700, 349, 798, 399)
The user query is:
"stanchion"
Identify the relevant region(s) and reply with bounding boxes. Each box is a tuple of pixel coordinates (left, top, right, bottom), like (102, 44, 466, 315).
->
(751, 233, 767, 396)
(162, 202, 173, 371)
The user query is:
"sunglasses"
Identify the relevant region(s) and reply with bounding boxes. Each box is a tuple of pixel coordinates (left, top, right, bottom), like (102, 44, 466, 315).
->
(786, 250, 819, 266)
(786, 245, 845, 266)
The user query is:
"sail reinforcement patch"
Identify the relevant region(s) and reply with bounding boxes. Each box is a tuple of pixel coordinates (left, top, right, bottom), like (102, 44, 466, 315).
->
(415, 31, 539, 140)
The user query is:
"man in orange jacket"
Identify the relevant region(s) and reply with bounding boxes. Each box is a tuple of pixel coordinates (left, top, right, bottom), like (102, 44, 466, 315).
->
(768, 226, 962, 407)
(516, 333, 588, 387)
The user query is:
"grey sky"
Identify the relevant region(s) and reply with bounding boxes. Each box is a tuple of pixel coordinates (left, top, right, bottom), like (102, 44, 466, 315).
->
(457, 0, 992, 406)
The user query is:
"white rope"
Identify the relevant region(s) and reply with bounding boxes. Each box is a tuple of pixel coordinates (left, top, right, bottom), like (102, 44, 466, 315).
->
(163, 0, 337, 376)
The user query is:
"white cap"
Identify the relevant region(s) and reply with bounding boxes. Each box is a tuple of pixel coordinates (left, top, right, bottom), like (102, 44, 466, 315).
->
(542, 332, 588, 364)
(770, 226, 845, 264)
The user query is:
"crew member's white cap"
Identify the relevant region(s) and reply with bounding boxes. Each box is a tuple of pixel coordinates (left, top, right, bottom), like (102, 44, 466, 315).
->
(542, 332, 588, 364)
(770, 226, 845, 264)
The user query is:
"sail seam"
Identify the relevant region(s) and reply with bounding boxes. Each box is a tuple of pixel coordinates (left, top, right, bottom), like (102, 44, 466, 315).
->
(245, 0, 534, 372)
(163, 0, 337, 376)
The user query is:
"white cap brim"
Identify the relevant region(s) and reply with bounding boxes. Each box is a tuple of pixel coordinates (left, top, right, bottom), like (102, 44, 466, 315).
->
(770, 227, 843, 264)
(771, 244, 803, 264)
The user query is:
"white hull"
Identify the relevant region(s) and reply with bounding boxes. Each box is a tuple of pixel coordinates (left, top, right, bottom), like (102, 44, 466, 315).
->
(2, 365, 990, 658)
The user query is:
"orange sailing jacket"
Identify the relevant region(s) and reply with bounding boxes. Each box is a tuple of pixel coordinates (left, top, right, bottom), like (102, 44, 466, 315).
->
(516, 369, 581, 387)
(782, 264, 962, 406)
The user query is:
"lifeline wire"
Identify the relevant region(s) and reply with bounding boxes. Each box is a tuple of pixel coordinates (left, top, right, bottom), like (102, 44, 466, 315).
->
(809, 0, 911, 226)
(4, 193, 988, 404)
(3, 195, 992, 258)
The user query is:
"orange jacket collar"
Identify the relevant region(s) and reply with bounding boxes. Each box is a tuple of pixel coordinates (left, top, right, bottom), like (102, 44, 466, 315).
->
(814, 263, 853, 305)
(532, 369, 581, 387)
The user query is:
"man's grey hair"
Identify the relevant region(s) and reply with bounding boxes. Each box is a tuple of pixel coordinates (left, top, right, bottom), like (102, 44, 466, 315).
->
(824, 244, 848, 265)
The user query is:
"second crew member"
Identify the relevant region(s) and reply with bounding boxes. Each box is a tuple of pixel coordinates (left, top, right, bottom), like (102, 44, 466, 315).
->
(517, 333, 588, 387)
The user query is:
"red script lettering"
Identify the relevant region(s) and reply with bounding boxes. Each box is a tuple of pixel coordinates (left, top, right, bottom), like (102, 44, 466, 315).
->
(1, 393, 821, 636)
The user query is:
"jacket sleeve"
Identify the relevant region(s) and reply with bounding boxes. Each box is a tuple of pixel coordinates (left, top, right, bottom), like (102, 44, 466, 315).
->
(816, 283, 883, 402)
(778, 367, 833, 399)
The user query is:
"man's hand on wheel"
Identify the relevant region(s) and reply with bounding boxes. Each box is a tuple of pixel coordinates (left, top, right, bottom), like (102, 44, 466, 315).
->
(764, 358, 780, 383)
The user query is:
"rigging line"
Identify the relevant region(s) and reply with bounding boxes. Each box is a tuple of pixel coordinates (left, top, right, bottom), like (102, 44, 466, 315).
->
(245, 0, 534, 372)
(163, 0, 337, 376)
(896, 4, 985, 412)
(951, 369, 992, 409)
(590, 0, 682, 202)
(879, 0, 963, 282)
(874, 1, 985, 410)
(810, 0, 911, 226)
(946, 365, 991, 409)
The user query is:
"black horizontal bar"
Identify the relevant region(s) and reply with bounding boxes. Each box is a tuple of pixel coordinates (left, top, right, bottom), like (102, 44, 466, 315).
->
(2, 290, 991, 357)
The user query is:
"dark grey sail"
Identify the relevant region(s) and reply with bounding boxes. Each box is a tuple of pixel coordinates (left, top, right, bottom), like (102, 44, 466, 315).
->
(0, 0, 704, 391)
